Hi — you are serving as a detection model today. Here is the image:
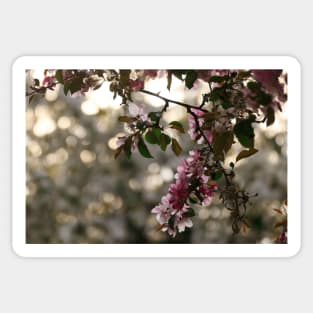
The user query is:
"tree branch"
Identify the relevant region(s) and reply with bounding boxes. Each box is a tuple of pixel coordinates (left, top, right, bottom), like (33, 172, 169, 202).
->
(139, 89, 209, 113)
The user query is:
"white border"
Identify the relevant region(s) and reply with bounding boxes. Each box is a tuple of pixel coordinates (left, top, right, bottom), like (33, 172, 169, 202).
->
(12, 56, 301, 258)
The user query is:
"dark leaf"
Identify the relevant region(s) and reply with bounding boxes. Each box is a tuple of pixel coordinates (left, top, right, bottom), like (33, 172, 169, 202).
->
(63, 81, 70, 95)
(213, 131, 234, 161)
(171, 138, 182, 156)
(234, 120, 255, 148)
(148, 111, 161, 122)
(247, 81, 260, 92)
(172, 70, 186, 81)
(152, 127, 162, 142)
(212, 170, 223, 181)
(118, 116, 137, 123)
(167, 70, 172, 91)
(119, 70, 131, 88)
(210, 75, 226, 83)
(70, 77, 84, 94)
(185, 70, 198, 89)
(55, 70, 64, 84)
(168, 215, 175, 229)
(183, 207, 196, 218)
(138, 137, 153, 158)
(188, 196, 197, 204)
(266, 107, 275, 126)
(160, 133, 171, 151)
(236, 148, 258, 162)
(123, 137, 132, 159)
(221, 100, 232, 109)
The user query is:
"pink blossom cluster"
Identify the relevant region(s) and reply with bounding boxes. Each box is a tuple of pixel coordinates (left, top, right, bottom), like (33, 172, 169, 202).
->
(152, 149, 217, 237)
(188, 109, 213, 144)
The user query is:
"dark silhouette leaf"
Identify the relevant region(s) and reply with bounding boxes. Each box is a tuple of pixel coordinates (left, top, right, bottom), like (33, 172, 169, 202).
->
(236, 148, 258, 162)
(138, 137, 153, 158)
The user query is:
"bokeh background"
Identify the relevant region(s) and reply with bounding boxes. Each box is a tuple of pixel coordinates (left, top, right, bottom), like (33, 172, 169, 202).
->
(26, 70, 287, 244)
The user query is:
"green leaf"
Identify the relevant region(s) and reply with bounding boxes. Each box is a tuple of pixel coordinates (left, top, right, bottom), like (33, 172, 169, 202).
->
(171, 138, 182, 156)
(236, 148, 258, 162)
(138, 137, 153, 158)
(183, 207, 196, 218)
(152, 127, 162, 142)
(247, 81, 260, 92)
(160, 133, 171, 151)
(212, 170, 223, 181)
(234, 119, 255, 148)
(148, 112, 161, 122)
(55, 70, 64, 84)
(185, 70, 198, 89)
(63, 81, 70, 95)
(188, 196, 197, 204)
(210, 75, 226, 83)
(145, 130, 158, 144)
(169, 121, 185, 133)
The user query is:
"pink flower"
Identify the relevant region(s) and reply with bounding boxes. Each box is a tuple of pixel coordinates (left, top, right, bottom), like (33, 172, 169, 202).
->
(151, 149, 217, 237)
(129, 79, 144, 91)
(42, 76, 52, 86)
(188, 109, 213, 144)
(144, 70, 158, 79)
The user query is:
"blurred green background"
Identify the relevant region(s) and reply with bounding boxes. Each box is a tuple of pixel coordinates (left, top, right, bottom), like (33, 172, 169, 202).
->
(26, 70, 287, 243)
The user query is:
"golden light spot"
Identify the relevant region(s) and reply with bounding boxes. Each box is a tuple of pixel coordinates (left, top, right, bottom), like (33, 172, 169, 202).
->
(128, 178, 141, 191)
(144, 174, 163, 190)
(80, 150, 96, 163)
(148, 162, 160, 174)
(33, 116, 56, 137)
(160, 166, 174, 182)
(70, 125, 87, 139)
(102, 192, 115, 203)
(57, 116, 71, 129)
(27, 141, 42, 157)
(81, 100, 99, 115)
(267, 151, 279, 165)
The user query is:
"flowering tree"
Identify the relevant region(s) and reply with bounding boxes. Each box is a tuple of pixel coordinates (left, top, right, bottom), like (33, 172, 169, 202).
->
(27, 69, 287, 242)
